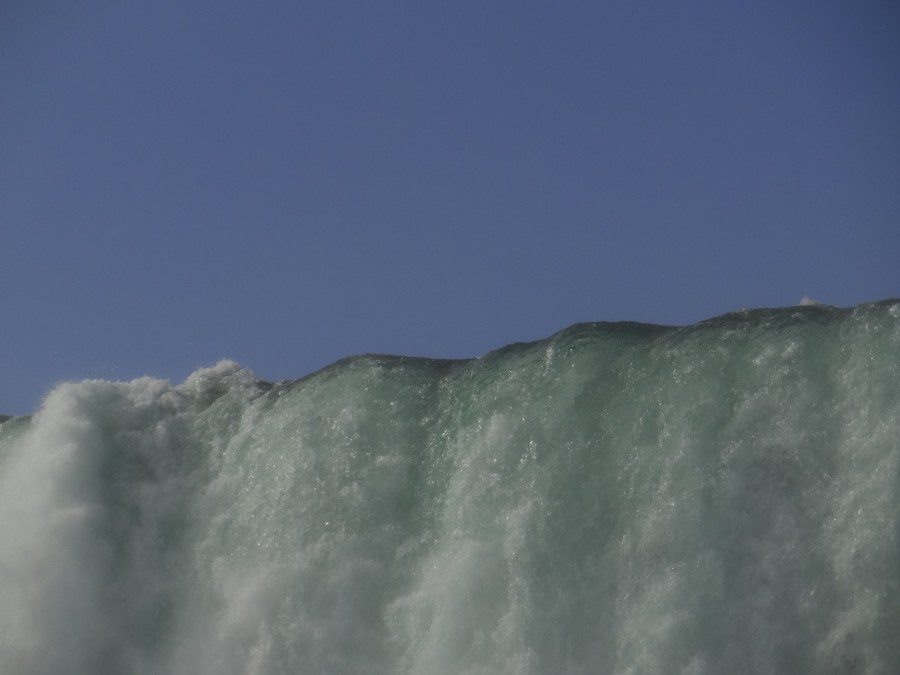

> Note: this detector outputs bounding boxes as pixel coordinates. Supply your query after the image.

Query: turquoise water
[1,301,898,675]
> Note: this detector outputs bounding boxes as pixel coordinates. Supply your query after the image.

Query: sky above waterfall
[2,0,899,415]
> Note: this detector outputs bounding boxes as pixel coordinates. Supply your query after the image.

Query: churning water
[1,301,898,674]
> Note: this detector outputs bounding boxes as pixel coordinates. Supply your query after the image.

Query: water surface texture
[1,301,898,675]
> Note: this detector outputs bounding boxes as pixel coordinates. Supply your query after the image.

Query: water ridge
[0,300,898,675]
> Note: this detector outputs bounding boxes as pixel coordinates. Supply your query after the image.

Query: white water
[1,301,898,674]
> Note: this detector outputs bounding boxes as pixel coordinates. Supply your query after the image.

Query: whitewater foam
[1,301,898,674]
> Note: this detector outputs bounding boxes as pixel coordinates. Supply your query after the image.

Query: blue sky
[2,0,898,415]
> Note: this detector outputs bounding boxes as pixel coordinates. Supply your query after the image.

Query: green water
[1,301,898,674]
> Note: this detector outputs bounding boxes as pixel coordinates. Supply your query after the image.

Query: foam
[1,300,898,674]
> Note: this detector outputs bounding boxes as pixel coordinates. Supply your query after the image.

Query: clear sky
[2,0,898,415]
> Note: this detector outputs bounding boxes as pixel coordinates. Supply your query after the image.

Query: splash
[1,301,898,675]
